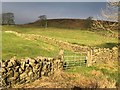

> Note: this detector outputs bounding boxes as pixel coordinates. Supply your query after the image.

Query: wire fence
[63,51,87,69]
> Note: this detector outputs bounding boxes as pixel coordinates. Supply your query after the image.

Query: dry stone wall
[87,47,118,66]
[4,31,118,68]
[2,55,63,87]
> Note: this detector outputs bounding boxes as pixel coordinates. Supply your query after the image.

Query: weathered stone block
[7,62,13,68]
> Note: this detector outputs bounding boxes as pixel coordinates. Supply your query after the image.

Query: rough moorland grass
[2,25,118,48]
[2,32,60,60]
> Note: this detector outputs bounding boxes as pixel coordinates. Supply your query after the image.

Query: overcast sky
[2,2,107,24]
[2,0,108,2]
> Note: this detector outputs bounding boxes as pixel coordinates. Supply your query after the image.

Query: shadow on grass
[96,43,119,49]
[71,42,119,49]
[71,42,86,46]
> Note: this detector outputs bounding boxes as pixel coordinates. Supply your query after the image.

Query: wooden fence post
[87,49,93,67]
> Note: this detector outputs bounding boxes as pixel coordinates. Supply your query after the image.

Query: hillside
[2,26,118,60]
[25,18,117,30]
[23,19,118,39]
[26,19,89,29]
[2,26,119,88]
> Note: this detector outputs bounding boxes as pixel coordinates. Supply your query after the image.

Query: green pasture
[1,25,119,84]
[2,26,118,48]
[2,32,59,60]
[2,25,118,59]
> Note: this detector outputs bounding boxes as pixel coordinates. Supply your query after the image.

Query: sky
[1,0,109,2]
[2,2,107,24]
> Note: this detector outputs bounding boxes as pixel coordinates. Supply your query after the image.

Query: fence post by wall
[87,49,93,67]
[58,49,64,61]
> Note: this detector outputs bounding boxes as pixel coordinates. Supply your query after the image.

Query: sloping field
[1,25,119,88]
[2,32,60,60]
[2,26,118,48]
[2,25,118,59]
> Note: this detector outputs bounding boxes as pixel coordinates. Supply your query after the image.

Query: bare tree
[38,15,47,28]
[92,0,119,37]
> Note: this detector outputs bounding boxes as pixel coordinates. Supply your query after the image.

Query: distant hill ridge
[26,18,116,29]
[26,19,91,29]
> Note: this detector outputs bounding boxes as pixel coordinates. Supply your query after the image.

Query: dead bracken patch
[90,70,103,77]
[13,70,116,88]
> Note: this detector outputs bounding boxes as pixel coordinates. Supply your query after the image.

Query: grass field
[2,32,60,60]
[2,25,119,88]
[2,25,118,59]
[2,25,118,47]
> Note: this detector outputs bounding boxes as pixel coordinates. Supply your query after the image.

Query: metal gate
[63,51,87,69]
